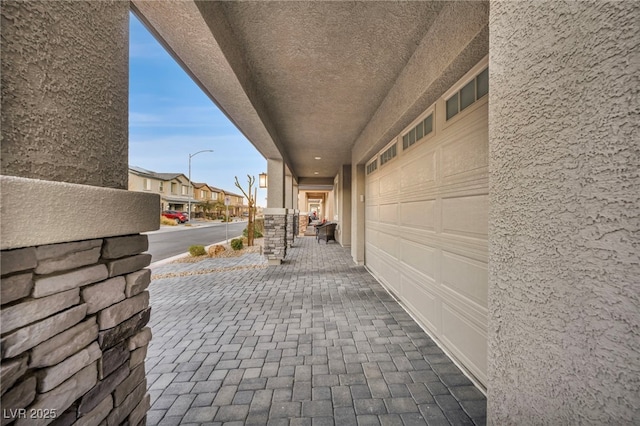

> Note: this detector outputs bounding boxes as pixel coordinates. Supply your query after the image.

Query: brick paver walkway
[146,237,486,425]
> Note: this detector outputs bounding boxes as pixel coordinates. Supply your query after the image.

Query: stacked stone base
[298,213,309,236]
[263,209,287,265]
[286,210,297,248]
[1,235,152,426]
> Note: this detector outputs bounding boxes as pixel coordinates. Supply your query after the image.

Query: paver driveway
[146,237,486,425]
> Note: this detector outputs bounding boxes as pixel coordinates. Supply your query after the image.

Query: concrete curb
[149,239,233,269]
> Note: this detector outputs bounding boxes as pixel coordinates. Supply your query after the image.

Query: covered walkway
[146,237,486,425]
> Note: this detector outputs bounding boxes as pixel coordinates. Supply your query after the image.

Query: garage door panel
[442,251,488,308]
[442,194,488,238]
[374,252,401,295]
[365,227,379,246]
[402,274,440,335]
[367,178,380,199]
[401,150,437,190]
[399,200,436,231]
[441,110,488,179]
[379,203,398,224]
[378,231,398,258]
[380,169,399,196]
[366,204,379,222]
[441,303,487,384]
[400,240,436,280]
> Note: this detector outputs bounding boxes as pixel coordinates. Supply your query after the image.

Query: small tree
[213,200,225,218]
[200,200,214,219]
[234,175,256,246]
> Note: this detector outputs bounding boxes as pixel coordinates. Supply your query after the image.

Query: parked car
[162,210,188,224]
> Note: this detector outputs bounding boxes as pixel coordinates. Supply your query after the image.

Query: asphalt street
[144,221,247,263]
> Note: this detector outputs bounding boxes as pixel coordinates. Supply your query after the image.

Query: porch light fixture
[259,172,267,188]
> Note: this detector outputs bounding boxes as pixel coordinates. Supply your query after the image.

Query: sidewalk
[146,236,486,425]
[148,219,248,235]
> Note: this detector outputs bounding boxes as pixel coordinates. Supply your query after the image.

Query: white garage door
[365,61,488,386]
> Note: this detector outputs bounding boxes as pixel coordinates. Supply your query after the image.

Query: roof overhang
[131,1,489,183]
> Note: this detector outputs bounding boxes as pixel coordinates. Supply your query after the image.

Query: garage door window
[366,158,378,175]
[402,113,433,150]
[380,143,397,166]
[446,67,488,121]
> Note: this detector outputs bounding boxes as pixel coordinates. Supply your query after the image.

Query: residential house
[128,166,191,212]
[222,190,246,217]
[192,182,220,218]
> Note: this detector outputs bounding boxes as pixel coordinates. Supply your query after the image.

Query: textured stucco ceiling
[132,1,475,184]
[203,1,444,181]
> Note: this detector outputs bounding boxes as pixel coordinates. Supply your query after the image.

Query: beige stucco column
[336,165,352,247]
[1,2,156,424]
[284,172,294,210]
[284,171,295,248]
[2,2,127,189]
[266,158,285,208]
[488,1,639,423]
[264,158,287,263]
[351,164,366,264]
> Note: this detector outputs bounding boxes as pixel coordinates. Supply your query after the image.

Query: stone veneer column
[263,208,287,265]
[1,235,153,426]
[286,209,298,248]
[298,212,309,236]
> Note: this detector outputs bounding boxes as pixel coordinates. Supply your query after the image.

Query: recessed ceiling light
[314,171,319,175]
[314,156,321,160]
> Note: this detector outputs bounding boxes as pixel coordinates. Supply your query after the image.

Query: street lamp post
[188,150,214,220]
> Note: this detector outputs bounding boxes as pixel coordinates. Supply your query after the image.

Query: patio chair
[316,222,337,244]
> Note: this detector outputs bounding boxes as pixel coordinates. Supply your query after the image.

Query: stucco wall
[488,1,639,423]
[1,1,129,189]
[351,1,489,166]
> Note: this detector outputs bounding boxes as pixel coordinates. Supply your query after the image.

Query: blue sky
[128,13,267,206]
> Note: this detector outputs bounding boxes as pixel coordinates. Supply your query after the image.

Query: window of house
[159,182,164,192]
[171,183,177,194]
[143,179,151,190]
[181,185,188,195]
[201,190,205,198]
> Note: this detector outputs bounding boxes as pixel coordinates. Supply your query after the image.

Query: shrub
[208,245,225,257]
[242,227,263,238]
[230,238,243,251]
[160,216,177,226]
[188,245,206,257]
